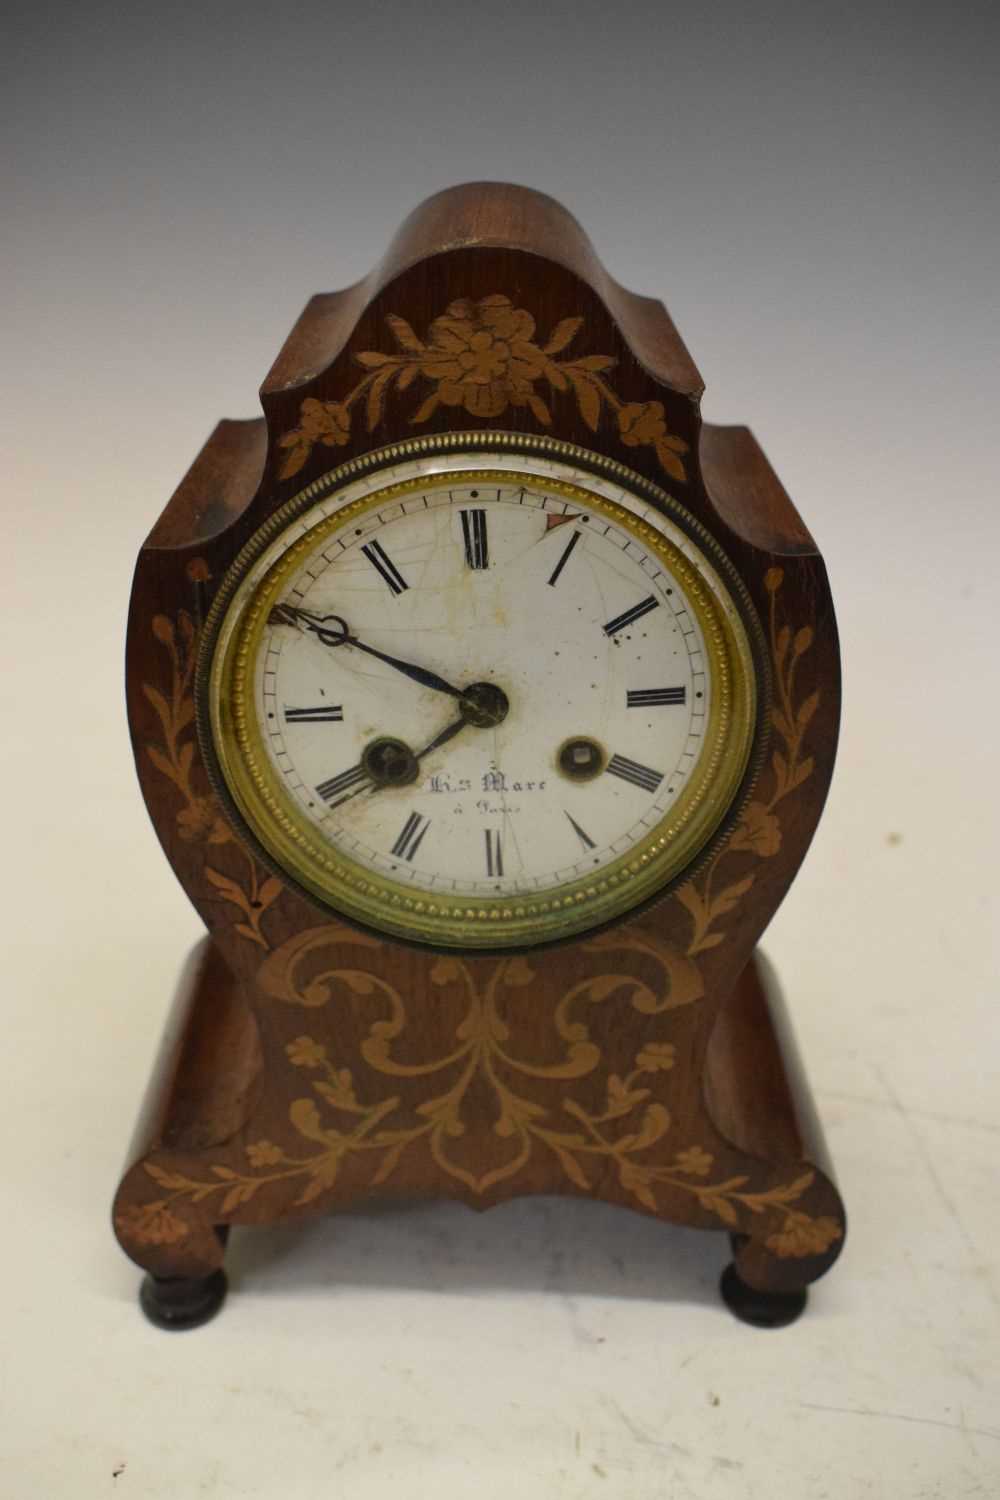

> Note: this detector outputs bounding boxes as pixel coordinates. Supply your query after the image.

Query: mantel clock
[114,183,846,1329]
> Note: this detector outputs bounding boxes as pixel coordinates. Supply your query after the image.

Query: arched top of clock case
[262,182,705,403]
[144,182,816,560]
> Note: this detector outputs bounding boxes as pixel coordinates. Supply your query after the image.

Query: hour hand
[324,720,469,811]
[415,716,467,760]
[270,604,463,700]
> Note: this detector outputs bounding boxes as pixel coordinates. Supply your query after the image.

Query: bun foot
[720,1263,807,1328]
[139,1269,228,1330]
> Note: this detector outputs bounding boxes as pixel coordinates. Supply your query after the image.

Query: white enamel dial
[208,444,757,948]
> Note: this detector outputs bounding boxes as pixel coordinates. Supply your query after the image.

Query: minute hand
[273,605,463,699]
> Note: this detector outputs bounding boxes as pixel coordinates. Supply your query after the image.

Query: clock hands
[323,716,471,812]
[414,714,468,760]
[313,685,506,814]
[270,603,464,700]
[271,601,509,810]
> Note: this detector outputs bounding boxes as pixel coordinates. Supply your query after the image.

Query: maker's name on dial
[426,770,549,795]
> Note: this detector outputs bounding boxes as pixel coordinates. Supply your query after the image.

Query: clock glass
[201,436,761,948]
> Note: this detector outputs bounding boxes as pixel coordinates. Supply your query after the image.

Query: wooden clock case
[113,182,846,1329]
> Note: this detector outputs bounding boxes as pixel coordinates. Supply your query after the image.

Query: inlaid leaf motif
[145,1164,191,1191]
[142,609,282,944]
[543,316,583,354]
[699,1193,739,1227]
[371,1141,407,1185]
[141,684,172,735]
[295,1160,339,1206]
[552,1146,591,1190]
[797,691,819,731]
[567,369,601,430]
[277,438,311,479]
[386,313,424,352]
[221,1183,258,1214]
[290,1098,329,1144]
[146,745,179,785]
[675,568,820,956]
[366,366,396,428]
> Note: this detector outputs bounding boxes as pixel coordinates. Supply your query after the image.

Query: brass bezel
[198,433,765,950]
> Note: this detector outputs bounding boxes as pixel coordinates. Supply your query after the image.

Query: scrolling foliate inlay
[123,569,841,1262]
[276,294,690,484]
[676,566,817,953]
[142,605,281,947]
[119,926,840,1259]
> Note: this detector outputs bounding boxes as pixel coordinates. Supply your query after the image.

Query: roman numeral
[565,811,596,852]
[460,509,489,569]
[606,754,664,794]
[284,704,344,723]
[603,595,660,636]
[361,539,408,595]
[547,528,582,586]
[315,763,368,806]
[390,811,430,862]
[626,687,686,708]
[485,829,504,877]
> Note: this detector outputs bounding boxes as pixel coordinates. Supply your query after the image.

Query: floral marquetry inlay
[276,294,690,483]
[122,567,841,1264]
[119,928,839,1259]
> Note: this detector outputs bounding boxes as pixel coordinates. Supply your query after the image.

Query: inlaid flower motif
[619,400,669,447]
[766,1213,842,1258]
[116,1202,190,1247]
[299,397,350,445]
[176,796,230,845]
[674,1146,714,1177]
[245,1140,285,1168]
[287,1035,327,1069]
[418,295,547,417]
[278,398,351,478]
[618,401,689,482]
[730,800,782,858]
[635,1041,677,1072]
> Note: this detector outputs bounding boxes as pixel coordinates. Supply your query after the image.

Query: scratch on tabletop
[603,1395,692,1459]
[799,1402,1000,1445]
[871,1064,986,1269]
[818,1090,1000,1140]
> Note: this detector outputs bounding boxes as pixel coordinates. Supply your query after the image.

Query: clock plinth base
[113,936,845,1328]
[140,1269,228,1331]
[719,1262,807,1328]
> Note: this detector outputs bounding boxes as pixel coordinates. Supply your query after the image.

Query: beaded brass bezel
[198,433,763,950]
